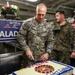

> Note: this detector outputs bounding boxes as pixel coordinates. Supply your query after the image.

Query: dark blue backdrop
[0,20,23,42]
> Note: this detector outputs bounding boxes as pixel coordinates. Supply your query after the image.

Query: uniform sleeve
[46,27,54,54]
[70,25,75,52]
[17,21,30,51]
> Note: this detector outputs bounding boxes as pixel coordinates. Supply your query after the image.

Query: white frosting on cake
[13,61,73,75]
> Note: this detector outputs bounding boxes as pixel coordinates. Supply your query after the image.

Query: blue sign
[0,19,23,42]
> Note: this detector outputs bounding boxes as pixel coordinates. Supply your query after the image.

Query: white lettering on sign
[0,31,18,37]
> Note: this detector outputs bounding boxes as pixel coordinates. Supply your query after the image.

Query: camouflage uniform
[17,17,54,67]
[50,21,75,65]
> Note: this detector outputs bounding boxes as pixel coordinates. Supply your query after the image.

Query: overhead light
[26,0,38,2]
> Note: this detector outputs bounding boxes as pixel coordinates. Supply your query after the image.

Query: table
[73,67,75,74]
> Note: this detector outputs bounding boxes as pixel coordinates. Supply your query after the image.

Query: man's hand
[26,50,34,60]
[40,53,49,61]
[70,51,75,59]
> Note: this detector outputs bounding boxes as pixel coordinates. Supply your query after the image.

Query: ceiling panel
[0,0,75,19]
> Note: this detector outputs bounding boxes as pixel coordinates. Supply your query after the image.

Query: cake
[12,60,73,75]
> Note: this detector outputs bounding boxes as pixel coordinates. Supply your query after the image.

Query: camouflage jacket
[52,21,75,52]
[17,17,54,60]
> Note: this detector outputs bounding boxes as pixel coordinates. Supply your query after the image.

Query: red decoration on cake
[35,65,54,74]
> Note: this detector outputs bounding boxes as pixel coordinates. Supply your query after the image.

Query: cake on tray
[12,60,73,75]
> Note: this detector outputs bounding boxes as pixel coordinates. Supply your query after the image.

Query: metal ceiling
[0,0,75,19]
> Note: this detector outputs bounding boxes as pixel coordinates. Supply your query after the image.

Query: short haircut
[55,9,65,15]
[36,3,47,11]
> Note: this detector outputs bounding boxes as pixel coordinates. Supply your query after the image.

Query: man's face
[55,12,62,22]
[36,8,46,22]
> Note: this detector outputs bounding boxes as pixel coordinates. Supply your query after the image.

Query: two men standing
[17,3,75,68]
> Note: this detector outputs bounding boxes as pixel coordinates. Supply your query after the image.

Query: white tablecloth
[73,67,75,75]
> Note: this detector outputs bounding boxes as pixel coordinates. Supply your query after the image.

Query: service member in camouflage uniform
[50,10,75,65]
[17,3,54,68]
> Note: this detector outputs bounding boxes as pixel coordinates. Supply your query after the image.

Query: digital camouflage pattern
[50,21,75,65]
[17,17,54,67]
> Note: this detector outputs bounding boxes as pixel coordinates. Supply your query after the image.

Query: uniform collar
[33,17,46,25]
[53,21,68,30]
